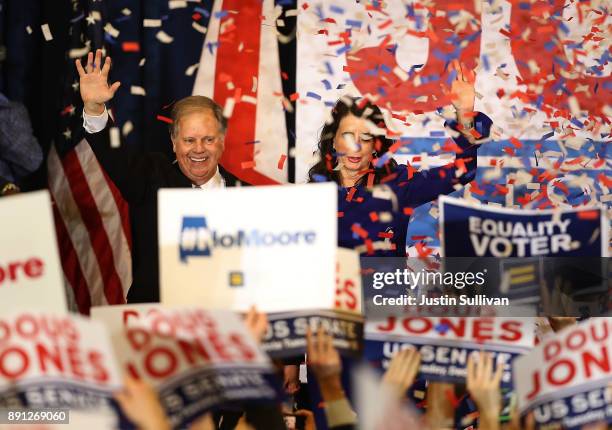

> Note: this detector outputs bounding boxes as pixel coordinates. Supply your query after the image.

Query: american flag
[48,0,131,313]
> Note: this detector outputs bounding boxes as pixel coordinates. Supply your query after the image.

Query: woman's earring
[372,150,378,157]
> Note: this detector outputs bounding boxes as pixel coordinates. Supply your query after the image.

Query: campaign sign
[0,312,122,421]
[158,183,337,313]
[364,317,534,387]
[260,248,364,358]
[0,191,67,314]
[439,196,608,257]
[513,318,612,430]
[92,306,278,428]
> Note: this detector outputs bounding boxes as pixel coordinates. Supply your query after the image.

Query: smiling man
[76,50,244,303]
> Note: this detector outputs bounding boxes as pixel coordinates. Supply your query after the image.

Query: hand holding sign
[114,377,171,430]
[382,348,421,398]
[467,351,504,430]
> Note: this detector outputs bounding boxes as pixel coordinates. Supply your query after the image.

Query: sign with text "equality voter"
[91,306,278,428]
[0,191,67,314]
[513,318,612,430]
[158,183,337,313]
[0,312,122,419]
[364,317,535,387]
[439,196,608,257]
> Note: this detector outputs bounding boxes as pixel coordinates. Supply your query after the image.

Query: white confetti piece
[104,23,120,38]
[185,63,199,76]
[568,96,581,117]
[285,8,298,17]
[143,19,162,28]
[26,26,32,34]
[192,21,207,34]
[139,58,146,67]
[226,81,235,90]
[130,85,146,96]
[41,24,53,41]
[156,31,174,43]
[122,121,133,137]
[392,66,409,81]
[251,76,258,93]
[241,95,257,104]
[276,19,285,27]
[110,127,121,148]
[69,46,90,59]
[223,97,235,118]
[169,0,187,9]
[526,183,540,190]
[121,8,132,16]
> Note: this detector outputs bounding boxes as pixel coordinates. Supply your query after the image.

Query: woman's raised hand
[75,49,121,115]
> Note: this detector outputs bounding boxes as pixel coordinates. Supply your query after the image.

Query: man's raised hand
[75,49,120,115]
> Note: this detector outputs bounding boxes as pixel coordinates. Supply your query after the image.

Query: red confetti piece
[403,207,414,216]
[346,187,356,202]
[122,42,140,52]
[277,154,287,170]
[470,182,486,196]
[369,212,379,222]
[577,210,599,220]
[598,174,612,188]
[289,92,299,101]
[351,224,369,239]
[415,242,433,258]
[156,115,173,124]
[509,136,523,148]
[337,211,344,218]
[378,232,393,239]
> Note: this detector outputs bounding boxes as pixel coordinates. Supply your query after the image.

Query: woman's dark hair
[307,96,398,185]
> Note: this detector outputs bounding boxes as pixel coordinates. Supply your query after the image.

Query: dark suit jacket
[85,123,246,303]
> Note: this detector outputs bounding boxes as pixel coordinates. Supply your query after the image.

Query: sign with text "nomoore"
[158,183,337,313]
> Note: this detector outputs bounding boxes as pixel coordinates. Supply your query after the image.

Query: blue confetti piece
[114,15,131,23]
[558,22,570,35]
[571,118,584,128]
[330,5,345,14]
[430,131,445,137]
[214,10,228,19]
[104,34,117,44]
[365,67,379,77]
[553,56,569,68]
[324,101,335,107]
[544,41,555,51]
[434,323,449,334]
[519,2,531,10]
[325,61,334,76]
[380,64,391,73]
[321,79,332,90]
[306,91,322,100]
[312,174,328,183]
[482,54,490,71]
[446,69,458,85]
[70,12,85,23]
[336,45,351,55]
[541,131,555,140]
[206,41,218,54]
[194,6,210,18]
[346,19,362,28]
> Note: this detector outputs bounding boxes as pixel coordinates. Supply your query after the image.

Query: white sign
[158,183,337,312]
[0,191,67,313]
[513,318,612,428]
[92,306,277,428]
[0,312,122,411]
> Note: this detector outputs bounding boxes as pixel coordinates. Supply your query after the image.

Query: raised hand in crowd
[306,327,357,429]
[466,351,504,430]
[243,306,268,344]
[114,376,171,430]
[448,60,476,126]
[381,347,421,398]
[75,49,121,115]
[425,382,456,430]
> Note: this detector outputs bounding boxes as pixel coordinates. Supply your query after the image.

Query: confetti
[41,24,53,41]
[122,121,133,137]
[143,19,162,28]
[223,97,235,118]
[104,23,119,38]
[122,42,140,52]
[277,154,287,170]
[130,86,146,96]
[185,63,199,76]
[241,161,255,169]
[26,26,32,35]
[109,127,121,148]
[156,115,173,124]
[192,22,207,34]
[156,31,174,44]
[168,0,187,9]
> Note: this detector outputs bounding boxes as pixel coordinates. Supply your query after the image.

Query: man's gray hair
[169,96,227,138]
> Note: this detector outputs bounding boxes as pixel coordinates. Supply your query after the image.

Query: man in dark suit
[75,49,245,303]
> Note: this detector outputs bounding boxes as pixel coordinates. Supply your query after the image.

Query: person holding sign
[308,62,492,256]
[75,50,246,303]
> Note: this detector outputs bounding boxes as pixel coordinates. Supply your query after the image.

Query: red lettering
[15,315,38,339]
[122,310,140,326]
[0,347,29,379]
[544,340,561,362]
[229,333,256,361]
[23,258,43,278]
[144,347,178,378]
[582,346,610,378]
[526,370,541,401]
[590,321,609,342]
[403,318,433,334]
[88,350,110,383]
[547,359,575,387]
[126,328,151,351]
[500,321,522,342]
[36,343,63,373]
[473,319,493,342]
[176,339,211,364]
[439,318,465,337]
[376,316,396,332]
[0,321,10,343]
[566,330,587,350]
[67,345,85,380]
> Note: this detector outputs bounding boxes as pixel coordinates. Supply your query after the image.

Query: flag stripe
[48,146,109,307]
[74,140,132,299]
[51,201,92,314]
[60,145,126,305]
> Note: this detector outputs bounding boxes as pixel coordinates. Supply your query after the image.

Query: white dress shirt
[83,107,225,189]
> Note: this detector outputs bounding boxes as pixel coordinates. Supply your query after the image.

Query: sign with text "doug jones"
[158,183,337,313]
